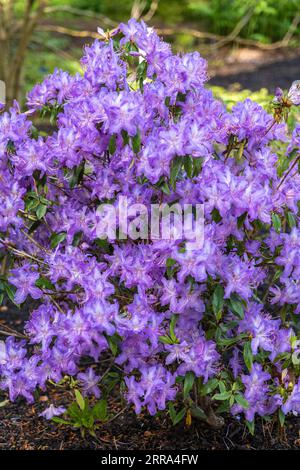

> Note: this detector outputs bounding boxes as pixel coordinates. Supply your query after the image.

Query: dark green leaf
[75,389,85,411]
[160,181,171,195]
[184,156,193,178]
[173,408,186,425]
[212,285,224,321]
[168,403,176,423]
[132,131,141,154]
[229,295,244,319]
[106,334,120,356]
[50,232,66,249]
[183,372,195,399]
[200,378,219,396]
[190,406,206,420]
[108,134,117,155]
[169,314,178,343]
[287,212,296,229]
[35,277,55,290]
[4,283,16,304]
[92,399,107,421]
[246,419,255,435]
[159,335,174,345]
[170,156,182,189]
[272,213,281,233]
[235,394,249,409]
[213,391,232,401]
[52,417,70,425]
[243,341,253,372]
[278,408,285,427]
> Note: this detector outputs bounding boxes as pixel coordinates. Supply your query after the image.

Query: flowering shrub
[1,19,300,435]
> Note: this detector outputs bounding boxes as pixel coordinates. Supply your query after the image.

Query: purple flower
[77,367,101,398]
[232,363,276,421]
[10,263,43,304]
[282,380,300,415]
[39,404,66,420]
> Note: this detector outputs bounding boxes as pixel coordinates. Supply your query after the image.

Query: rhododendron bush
[1,19,300,435]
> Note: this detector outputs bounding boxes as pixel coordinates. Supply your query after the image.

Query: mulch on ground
[0,387,299,450]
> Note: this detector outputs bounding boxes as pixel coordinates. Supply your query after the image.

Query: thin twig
[105,406,129,425]
[276,154,300,190]
[213,8,254,49]
[143,0,160,22]
[0,329,28,340]
[21,229,50,254]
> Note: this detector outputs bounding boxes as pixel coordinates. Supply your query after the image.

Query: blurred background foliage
[46,0,300,43]
[1,0,300,106]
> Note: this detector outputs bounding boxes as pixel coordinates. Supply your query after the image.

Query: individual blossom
[9,263,43,304]
[39,404,66,420]
[77,367,101,398]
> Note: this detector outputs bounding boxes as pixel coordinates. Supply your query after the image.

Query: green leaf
[108,134,117,155]
[102,372,120,394]
[160,181,171,195]
[26,198,40,211]
[132,131,141,154]
[190,406,206,420]
[216,401,230,413]
[82,414,94,430]
[170,156,182,189]
[246,419,255,435]
[183,372,195,399]
[159,335,173,345]
[287,212,296,229]
[106,334,120,356]
[235,394,249,409]
[121,130,129,145]
[169,314,178,343]
[213,391,232,401]
[212,285,224,321]
[4,283,17,305]
[278,408,285,427]
[184,156,193,178]
[168,403,176,423]
[192,158,202,177]
[173,408,186,425]
[229,295,244,319]
[136,60,147,90]
[67,402,81,420]
[35,277,55,290]
[272,213,281,233]
[72,231,83,247]
[75,389,85,411]
[243,341,253,372]
[200,378,219,396]
[92,399,107,422]
[166,258,176,268]
[69,162,85,189]
[50,232,66,249]
[52,417,70,425]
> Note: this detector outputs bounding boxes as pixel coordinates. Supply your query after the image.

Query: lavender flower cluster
[0,19,300,428]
